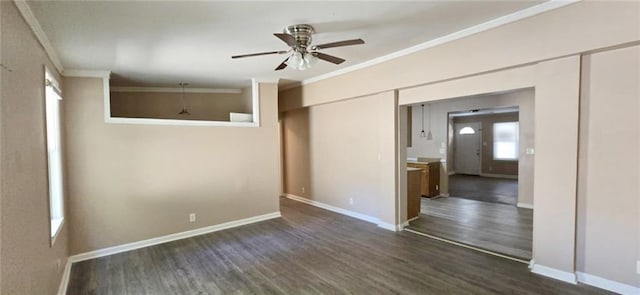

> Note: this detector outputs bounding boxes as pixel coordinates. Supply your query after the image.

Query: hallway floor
[408,197,533,260]
[449,174,518,205]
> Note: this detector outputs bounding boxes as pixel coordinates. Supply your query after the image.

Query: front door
[454,122,481,175]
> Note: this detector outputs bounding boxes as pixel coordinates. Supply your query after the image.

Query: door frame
[452,121,483,176]
[395,57,581,281]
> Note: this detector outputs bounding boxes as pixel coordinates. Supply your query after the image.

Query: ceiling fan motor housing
[285,24,314,50]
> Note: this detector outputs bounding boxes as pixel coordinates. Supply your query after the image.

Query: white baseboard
[57,259,72,295]
[530,263,577,284]
[479,173,518,179]
[285,194,401,232]
[69,211,281,263]
[576,272,640,295]
[517,202,534,209]
[377,222,402,231]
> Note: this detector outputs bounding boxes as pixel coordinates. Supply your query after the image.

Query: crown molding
[289,0,579,89]
[110,86,242,94]
[63,69,111,79]
[252,78,280,84]
[13,0,65,73]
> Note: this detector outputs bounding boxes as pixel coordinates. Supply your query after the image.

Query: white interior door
[454,122,482,175]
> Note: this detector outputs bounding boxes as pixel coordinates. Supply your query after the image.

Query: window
[493,122,519,160]
[45,69,64,241]
[459,126,475,134]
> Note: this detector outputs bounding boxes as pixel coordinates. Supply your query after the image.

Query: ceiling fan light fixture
[285,51,317,71]
[286,51,303,68]
[304,53,318,66]
[233,24,363,71]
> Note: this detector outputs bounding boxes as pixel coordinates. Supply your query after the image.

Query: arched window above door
[459,126,475,134]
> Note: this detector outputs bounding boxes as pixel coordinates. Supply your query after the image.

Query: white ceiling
[28,1,543,89]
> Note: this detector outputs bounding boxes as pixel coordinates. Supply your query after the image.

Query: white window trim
[50,218,64,245]
[45,67,65,245]
[493,121,519,161]
[62,70,269,128]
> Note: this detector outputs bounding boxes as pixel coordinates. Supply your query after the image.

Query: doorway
[453,122,481,175]
[404,89,534,262]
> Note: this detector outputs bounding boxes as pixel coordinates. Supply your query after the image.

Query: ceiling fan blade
[274,33,297,47]
[314,39,364,50]
[231,50,287,59]
[313,52,345,65]
[275,57,289,71]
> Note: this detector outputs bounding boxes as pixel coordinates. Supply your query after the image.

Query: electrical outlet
[349,198,354,205]
[189,213,196,223]
[302,187,305,194]
[526,148,535,155]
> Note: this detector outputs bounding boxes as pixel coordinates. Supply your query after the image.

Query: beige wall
[240,86,253,114]
[64,78,280,254]
[282,91,397,225]
[110,91,251,121]
[576,45,639,287]
[279,0,638,287]
[532,55,581,274]
[282,107,310,198]
[1,2,69,294]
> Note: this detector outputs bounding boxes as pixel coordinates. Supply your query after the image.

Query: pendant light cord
[181,83,186,109]
[421,104,425,131]
[178,82,190,115]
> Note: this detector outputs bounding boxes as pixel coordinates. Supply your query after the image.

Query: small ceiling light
[178,82,190,115]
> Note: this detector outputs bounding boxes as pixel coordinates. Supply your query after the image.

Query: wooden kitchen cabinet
[407,161,440,197]
[407,168,422,219]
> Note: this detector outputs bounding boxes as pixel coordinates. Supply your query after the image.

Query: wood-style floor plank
[409,197,533,260]
[67,197,607,294]
[449,174,518,205]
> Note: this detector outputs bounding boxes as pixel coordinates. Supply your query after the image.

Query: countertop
[407,157,442,164]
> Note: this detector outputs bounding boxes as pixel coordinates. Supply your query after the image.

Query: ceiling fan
[231,24,364,71]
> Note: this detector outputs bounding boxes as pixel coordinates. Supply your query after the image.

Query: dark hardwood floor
[67,197,607,294]
[408,197,533,260]
[449,174,518,205]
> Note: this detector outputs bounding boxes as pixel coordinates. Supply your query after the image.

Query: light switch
[526,148,535,155]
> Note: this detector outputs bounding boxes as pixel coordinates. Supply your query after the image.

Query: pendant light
[427,104,433,140]
[178,82,190,115]
[420,104,426,137]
